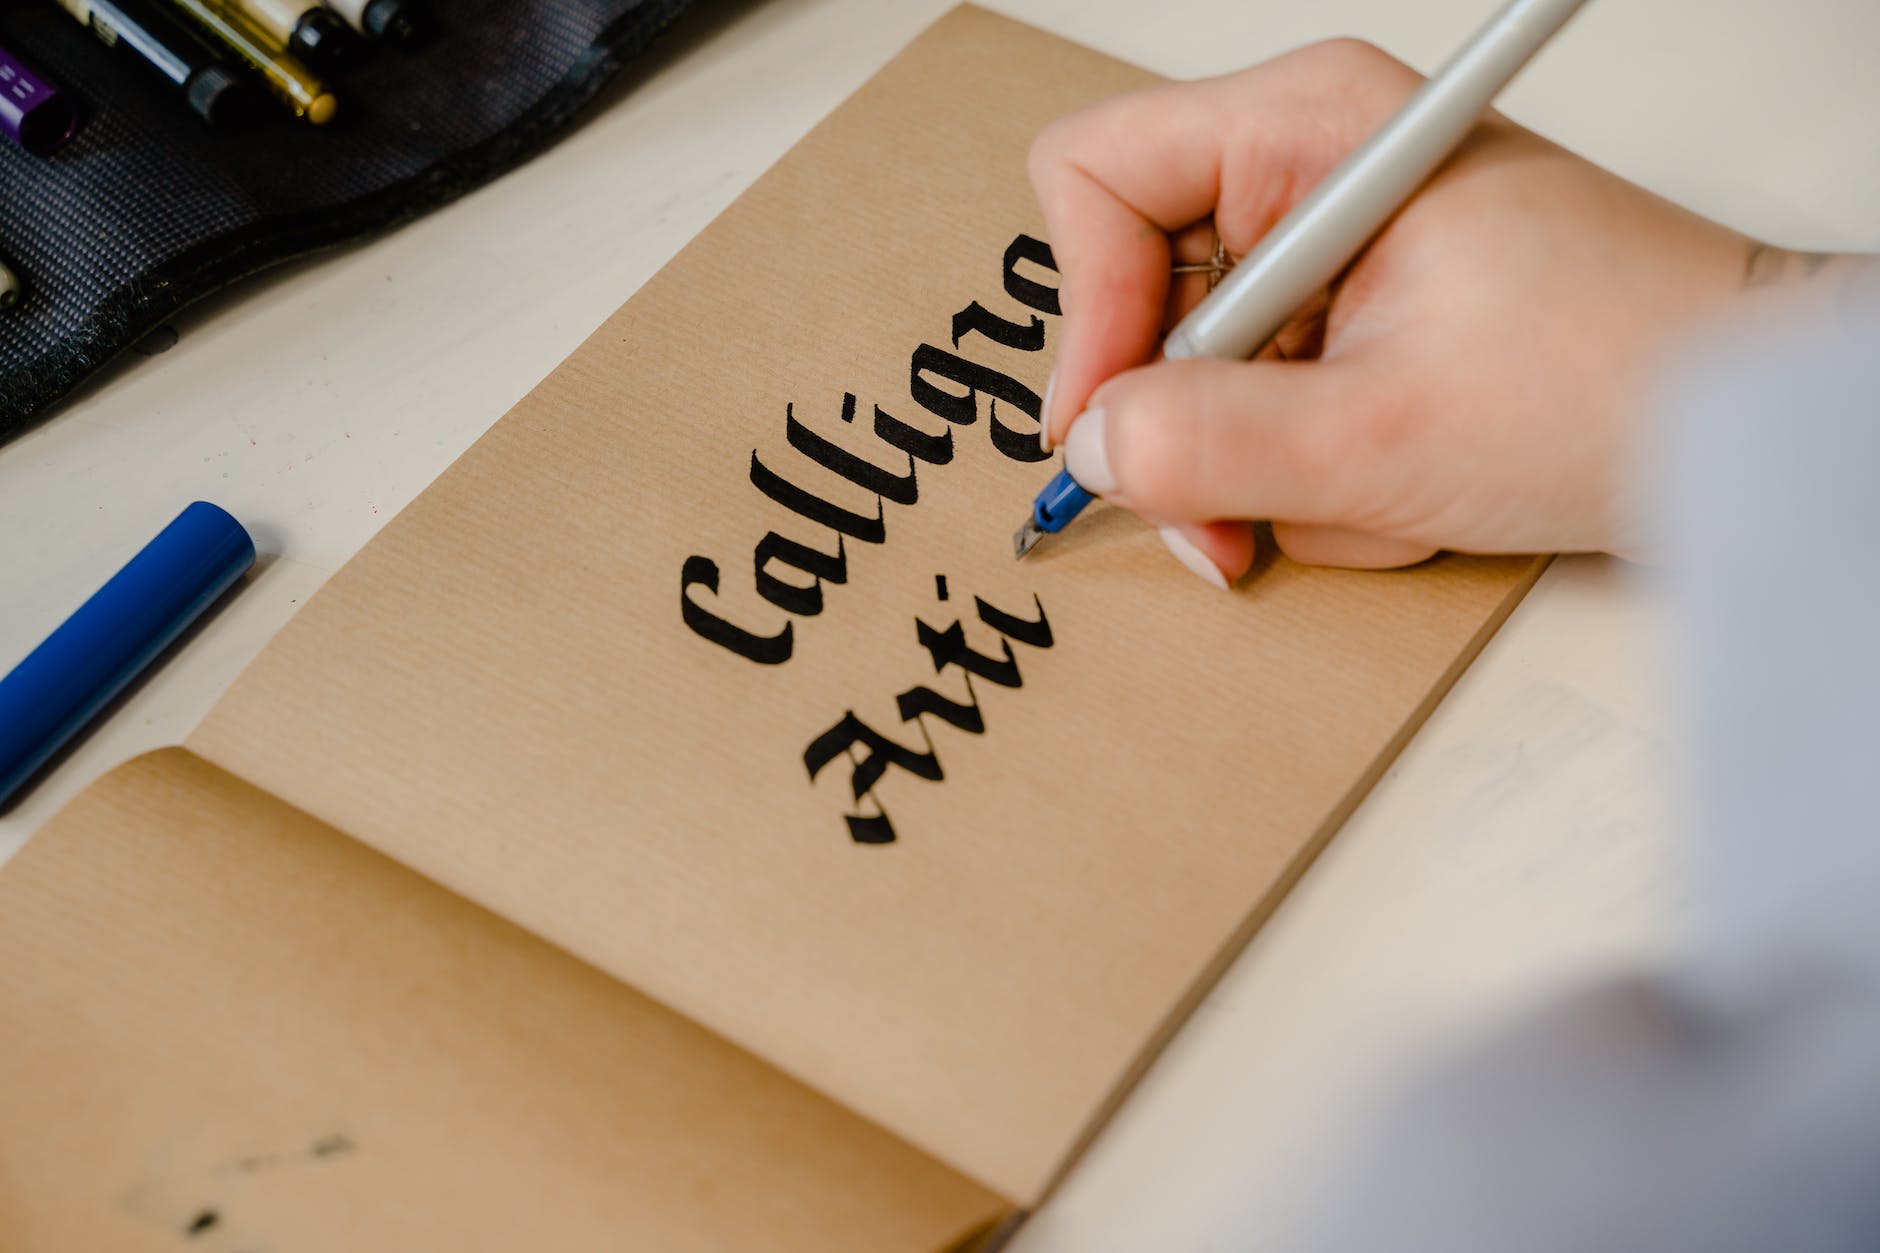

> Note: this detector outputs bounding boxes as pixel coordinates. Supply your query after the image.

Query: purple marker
[0,42,77,155]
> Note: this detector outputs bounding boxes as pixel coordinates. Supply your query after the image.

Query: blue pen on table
[1013,0,1592,560]
[0,502,254,809]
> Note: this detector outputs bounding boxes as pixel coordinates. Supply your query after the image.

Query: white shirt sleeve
[1284,291,1880,1253]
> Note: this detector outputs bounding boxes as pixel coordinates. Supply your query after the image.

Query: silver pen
[1014,0,1594,559]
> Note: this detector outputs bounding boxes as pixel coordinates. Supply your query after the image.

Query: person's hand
[1029,38,1756,584]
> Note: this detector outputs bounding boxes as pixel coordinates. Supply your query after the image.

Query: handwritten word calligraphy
[680,234,1060,666]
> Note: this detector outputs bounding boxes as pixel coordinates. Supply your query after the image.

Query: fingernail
[1038,369,1058,452]
[1062,406,1117,495]
[1158,525,1230,590]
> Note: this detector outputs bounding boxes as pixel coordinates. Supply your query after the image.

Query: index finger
[1028,82,1227,448]
[1028,40,1424,448]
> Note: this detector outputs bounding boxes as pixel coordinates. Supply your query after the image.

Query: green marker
[0,256,21,311]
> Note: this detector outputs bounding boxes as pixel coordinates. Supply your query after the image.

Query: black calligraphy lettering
[805,712,943,795]
[680,555,793,665]
[975,593,1053,649]
[843,810,897,845]
[908,344,985,427]
[753,532,846,616]
[909,344,1050,464]
[749,451,887,544]
[804,712,945,844]
[799,587,1055,843]
[872,403,954,466]
[896,682,986,735]
[1003,234,1061,315]
[909,344,1034,426]
[683,236,1068,665]
[917,618,1022,688]
[787,395,919,505]
[951,300,1045,353]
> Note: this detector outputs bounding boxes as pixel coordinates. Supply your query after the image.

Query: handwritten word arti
[681,234,1060,666]
[804,584,1053,844]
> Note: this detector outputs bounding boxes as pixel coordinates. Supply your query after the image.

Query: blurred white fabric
[1284,291,1880,1252]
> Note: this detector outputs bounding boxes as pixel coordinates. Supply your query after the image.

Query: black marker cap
[184,64,253,128]
[290,8,361,73]
[361,0,430,50]
[0,44,78,155]
[16,95,78,156]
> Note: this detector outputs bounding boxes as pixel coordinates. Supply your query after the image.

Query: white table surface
[2,0,1875,1246]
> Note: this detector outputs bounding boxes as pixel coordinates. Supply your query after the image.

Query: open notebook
[0,8,1545,1249]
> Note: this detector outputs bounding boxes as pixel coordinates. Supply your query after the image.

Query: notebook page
[193,5,1544,1200]
[0,751,1002,1250]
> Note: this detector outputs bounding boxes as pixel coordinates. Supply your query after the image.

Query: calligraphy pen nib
[1013,516,1047,560]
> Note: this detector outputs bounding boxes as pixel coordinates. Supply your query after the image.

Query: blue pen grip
[0,501,254,807]
[1032,467,1095,533]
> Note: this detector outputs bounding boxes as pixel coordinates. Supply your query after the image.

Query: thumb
[1060,356,1402,530]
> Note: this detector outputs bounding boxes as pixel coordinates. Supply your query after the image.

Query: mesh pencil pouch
[0,0,694,440]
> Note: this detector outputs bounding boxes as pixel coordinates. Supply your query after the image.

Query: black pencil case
[0,0,695,442]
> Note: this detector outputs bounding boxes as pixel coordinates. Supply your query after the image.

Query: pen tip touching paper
[1013,516,1046,560]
